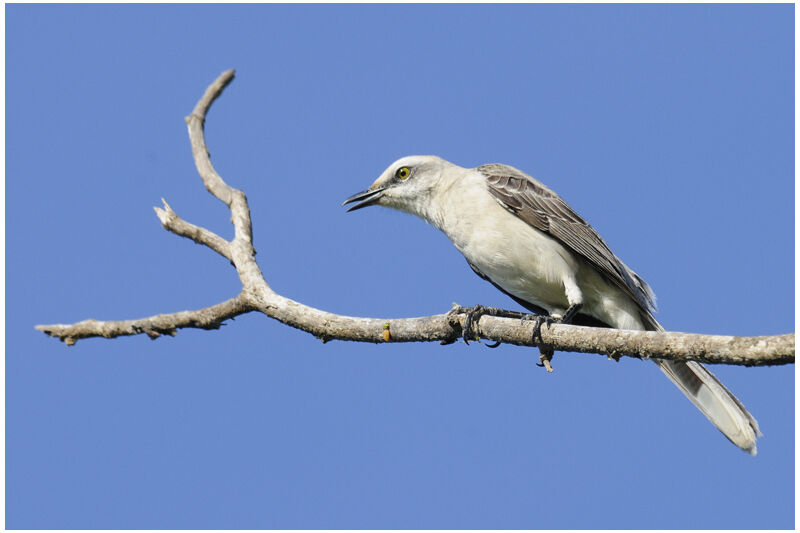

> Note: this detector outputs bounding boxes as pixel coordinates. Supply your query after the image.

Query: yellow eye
[396,166,411,180]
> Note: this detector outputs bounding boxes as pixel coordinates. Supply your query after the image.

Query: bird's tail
[643,314,761,455]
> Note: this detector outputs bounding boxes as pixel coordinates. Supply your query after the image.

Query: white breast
[427,170,579,315]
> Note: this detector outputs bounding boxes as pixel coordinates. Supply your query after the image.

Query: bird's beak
[342,187,386,212]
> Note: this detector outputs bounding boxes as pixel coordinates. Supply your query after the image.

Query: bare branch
[154,198,232,261]
[185,69,238,208]
[184,70,262,294]
[237,292,795,367]
[36,294,254,345]
[34,69,795,369]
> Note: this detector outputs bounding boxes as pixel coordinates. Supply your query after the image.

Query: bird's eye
[396,166,411,180]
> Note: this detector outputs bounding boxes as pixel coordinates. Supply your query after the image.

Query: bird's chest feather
[432,187,578,310]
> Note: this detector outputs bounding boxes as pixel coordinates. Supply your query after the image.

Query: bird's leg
[561,302,582,324]
[529,302,583,339]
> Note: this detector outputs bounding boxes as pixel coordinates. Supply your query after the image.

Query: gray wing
[478,163,656,314]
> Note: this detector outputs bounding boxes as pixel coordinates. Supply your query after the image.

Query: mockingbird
[343,155,760,454]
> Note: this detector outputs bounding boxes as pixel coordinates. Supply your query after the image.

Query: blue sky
[6,3,794,529]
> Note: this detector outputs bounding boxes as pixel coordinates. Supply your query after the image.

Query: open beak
[342,187,386,212]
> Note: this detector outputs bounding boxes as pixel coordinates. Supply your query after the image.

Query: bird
[343,155,761,454]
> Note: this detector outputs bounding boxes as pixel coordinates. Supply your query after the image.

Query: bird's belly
[452,218,579,314]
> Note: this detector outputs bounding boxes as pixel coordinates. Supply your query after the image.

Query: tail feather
[656,359,761,454]
[643,313,761,454]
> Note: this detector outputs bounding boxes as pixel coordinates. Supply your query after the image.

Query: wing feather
[478,163,656,314]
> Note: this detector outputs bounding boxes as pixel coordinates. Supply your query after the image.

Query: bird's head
[342,155,451,217]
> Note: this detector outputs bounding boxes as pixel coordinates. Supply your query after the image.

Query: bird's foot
[520,314,554,342]
[520,314,557,372]
[524,304,582,372]
[461,304,500,344]
[447,303,526,346]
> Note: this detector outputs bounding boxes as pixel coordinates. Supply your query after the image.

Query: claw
[447,304,554,348]
[527,315,554,344]
[523,314,556,372]
[462,304,487,344]
[453,304,525,345]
